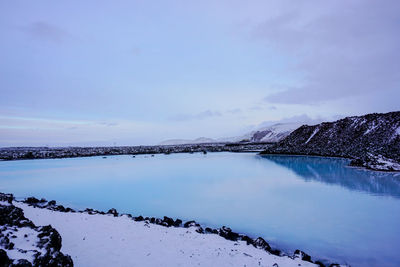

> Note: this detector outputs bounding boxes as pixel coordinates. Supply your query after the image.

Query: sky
[0,0,399,146]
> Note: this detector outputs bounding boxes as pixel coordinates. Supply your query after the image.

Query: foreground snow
[15,202,318,267]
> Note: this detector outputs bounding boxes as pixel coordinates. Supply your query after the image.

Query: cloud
[170,110,222,121]
[227,108,242,114]
[255,1,400,105]
[22,21,70,43]
[98,122,118,127]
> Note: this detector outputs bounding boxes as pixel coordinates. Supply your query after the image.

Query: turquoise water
[1,152,400,266]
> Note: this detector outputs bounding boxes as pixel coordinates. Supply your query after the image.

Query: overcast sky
[1,0,399,146]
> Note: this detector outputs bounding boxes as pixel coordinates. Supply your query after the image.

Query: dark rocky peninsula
[261,111,400,171]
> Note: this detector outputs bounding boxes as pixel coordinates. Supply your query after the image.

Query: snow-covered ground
[15,202,319,267]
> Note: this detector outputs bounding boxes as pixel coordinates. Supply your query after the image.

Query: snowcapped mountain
[160,123,304,145]
[249,123,304,142]
[218,123,304,143]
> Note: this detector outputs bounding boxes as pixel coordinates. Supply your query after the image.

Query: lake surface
[1,152,400,266]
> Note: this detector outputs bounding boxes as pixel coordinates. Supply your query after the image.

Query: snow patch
[1,226,45,264]
[15,202,319,267]
[305,128,319,144]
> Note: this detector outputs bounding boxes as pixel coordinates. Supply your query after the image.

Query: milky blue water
[1,152,400,266]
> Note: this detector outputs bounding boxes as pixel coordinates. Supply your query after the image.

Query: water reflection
[260,155,400,198]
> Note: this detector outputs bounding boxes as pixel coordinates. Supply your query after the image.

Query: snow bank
[15,202,319,267]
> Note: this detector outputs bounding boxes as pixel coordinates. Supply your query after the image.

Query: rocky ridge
[261,111,400,171]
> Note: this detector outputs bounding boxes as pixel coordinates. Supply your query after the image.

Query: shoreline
[0,193,344,267]
[0,143,272,161]
[1,144,399,172]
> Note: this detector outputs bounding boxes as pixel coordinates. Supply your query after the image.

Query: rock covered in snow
[350,153,400,171]
[261,111,400,171]
[0,193,73,267]
[250,123,304,143]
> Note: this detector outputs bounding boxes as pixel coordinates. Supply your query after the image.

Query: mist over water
[1,153,400,266]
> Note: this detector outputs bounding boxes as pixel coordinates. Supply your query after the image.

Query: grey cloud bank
[0,0,399,146]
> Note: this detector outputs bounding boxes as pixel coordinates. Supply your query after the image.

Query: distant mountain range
[159,137,216,145]
[261,111,400,171]
[159,123,303,145]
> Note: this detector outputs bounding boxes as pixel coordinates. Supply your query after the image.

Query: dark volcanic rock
[0,193,13,204]
[240,235,255,246]
[162,216,174,227]
[107,208,118,217]
[183,220,200,228]
[294,249,312,262]
[261,111,400,171]
[218,226,240,241]
[173,219,182,227]
[0,249,11,265]
[253,237,271,251]
[134,216,144,222]
[0,193,73,267]
[24,197,40,205]
[205,227,218,234]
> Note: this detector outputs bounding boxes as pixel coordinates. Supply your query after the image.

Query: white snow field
[15,202,318,267]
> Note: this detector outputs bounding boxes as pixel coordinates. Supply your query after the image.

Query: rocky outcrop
[0,193,73,267]
[261,111,400,171]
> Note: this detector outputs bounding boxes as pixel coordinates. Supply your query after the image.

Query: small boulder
[254,237,271,251]
[183,220,200,228]
[162,216,174,227]
[294,249,312,263]
[173,219,182,227]
[241,235,255,246]
[219,226,240,241]
[134,216,144,222]
[107,208,118,217]
[25,197,40,205]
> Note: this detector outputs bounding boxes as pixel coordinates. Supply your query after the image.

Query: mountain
[159,137,216,145]
[249,123,304,142]
[160,123,303,145]
[218,123,303,143]
[261,111,400,171]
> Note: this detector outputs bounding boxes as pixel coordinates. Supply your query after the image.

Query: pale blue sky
[1,0,399,146]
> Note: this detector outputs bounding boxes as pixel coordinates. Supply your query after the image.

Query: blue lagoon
[1,152,400,266]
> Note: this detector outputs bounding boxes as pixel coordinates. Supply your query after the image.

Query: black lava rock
[173,219,182,227]
[240,235,255,246]
[0,249,11,266]
[253,237,271,251]
[183,220,200,228]
[107,208,118,217]
[162,216,174,227]
[294,249,312,262]
[134,216,144,222]
[24,197,40,205]
[0,193,13,204]
[219,226,240,241]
